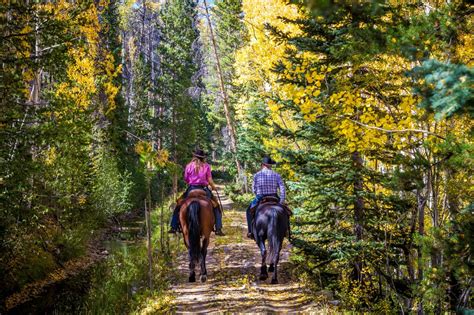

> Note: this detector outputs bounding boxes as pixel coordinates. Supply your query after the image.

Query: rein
[214,189,224,213]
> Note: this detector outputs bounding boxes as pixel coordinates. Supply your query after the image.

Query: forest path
[165,184,330,314]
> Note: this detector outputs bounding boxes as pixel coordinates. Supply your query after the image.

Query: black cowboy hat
[192,148,207,159]
[262,155,276,165]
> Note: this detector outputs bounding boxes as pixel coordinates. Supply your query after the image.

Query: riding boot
[246,206,254,239]
[214,207,225,236]
[169,205,180,234]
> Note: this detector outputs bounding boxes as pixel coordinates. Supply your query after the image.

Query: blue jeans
[170,207,180,230]
[214,207,222,230]
[246,194,279,233]
[170,186,222,230]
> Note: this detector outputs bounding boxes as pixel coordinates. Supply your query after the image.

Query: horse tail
[268,207,285,263]
[187,201,201,264]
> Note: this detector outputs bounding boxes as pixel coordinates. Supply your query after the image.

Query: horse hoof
[268,265,274,272]
[189,275,196,282]
[259,274,268,281]
[200,275,207,282]
[271,278,278,284]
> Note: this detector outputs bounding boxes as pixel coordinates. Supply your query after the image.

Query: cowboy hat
[192,149,207,159]
[262,155,276,165]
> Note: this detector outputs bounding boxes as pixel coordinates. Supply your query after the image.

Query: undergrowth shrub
[92,150,134,218]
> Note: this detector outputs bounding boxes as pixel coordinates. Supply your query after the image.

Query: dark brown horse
[253,203,289,284]
[179,189,215,282]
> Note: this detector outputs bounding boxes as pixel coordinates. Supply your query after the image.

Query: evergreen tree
[233,0,473,311]
[0,1,133,300]
[200,0,248,174]
[156,0,208,189]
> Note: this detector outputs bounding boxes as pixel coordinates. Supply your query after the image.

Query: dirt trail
[167,185,329,314]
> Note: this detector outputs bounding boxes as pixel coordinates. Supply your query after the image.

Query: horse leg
[189,255,196,282]
[200,237,209,282]
[258,239,268,280]
[271,243,282,284]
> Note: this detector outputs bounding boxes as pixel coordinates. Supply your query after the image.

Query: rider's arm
[277,174,286,203]
[207,164,217,190]
[208,177,217,191]
[252,173,257,194]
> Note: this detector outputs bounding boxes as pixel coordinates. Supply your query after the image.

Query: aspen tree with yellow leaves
[2,1,142,308]
[229,0,473,312]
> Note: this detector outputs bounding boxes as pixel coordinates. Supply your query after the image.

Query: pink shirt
[184,162,212,185]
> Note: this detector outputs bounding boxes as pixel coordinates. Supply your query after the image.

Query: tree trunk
[429,164,442,315]
[203,0,242,177]
[145,181,153,290]
[172,104,178,195]
[160,185,164,252]
[417,185,427,315]
[445,168,462,311]
[351,151,364,283]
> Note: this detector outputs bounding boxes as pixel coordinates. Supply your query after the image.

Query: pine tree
[0,1,134,300]
[234,0,473,311]
[157,0,208,191]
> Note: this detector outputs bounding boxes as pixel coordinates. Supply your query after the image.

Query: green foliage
[85,195,176,314]
[1,0,472,313]
[0,1,145,303]
[236,97,271,170]
[224,182,253,208]
[234,0,473,312]
[92,149,134,218]
[202,0,248,163]
[411,59,474,119]
[211,168,233,182]
[157,0,209,166]
[84,246,160,314]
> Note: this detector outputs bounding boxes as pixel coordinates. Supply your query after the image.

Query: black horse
[252,203,289,284]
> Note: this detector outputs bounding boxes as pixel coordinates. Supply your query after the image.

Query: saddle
[250,196,293,217]
[176,189,220,210]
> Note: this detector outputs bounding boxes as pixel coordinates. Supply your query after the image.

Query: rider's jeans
[214,208,222,230]
[171,207,180,230]
[246,194,279,233]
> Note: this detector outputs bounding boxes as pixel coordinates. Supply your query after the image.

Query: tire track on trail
[166,185,330,314]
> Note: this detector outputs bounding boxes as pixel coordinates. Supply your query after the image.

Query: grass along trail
[161,185,332,314]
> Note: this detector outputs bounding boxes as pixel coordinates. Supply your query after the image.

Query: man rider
[246,156,286,239]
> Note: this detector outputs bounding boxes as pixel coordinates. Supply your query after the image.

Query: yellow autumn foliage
[46,0,121,114]
[235,0,305,173]
[235,0,302,86]
[235,0,473,196]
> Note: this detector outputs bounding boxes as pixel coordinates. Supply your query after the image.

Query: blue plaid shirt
[252,167,286,202]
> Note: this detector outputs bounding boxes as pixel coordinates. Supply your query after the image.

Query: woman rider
[168,149,225,236]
